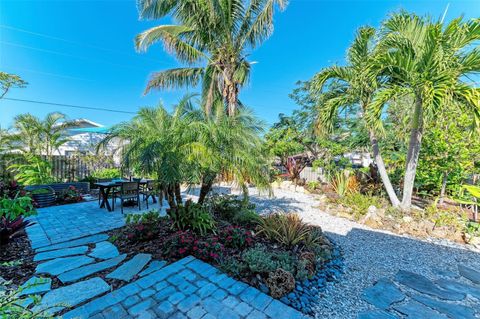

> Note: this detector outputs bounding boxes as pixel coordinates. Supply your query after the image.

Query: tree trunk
[198,174,215,204]
[174,183,182,205]
[369,130,401,207]
[167,185,177,208]
[242,183,249,205]
[439,172,448,205]
[401,95,424,210]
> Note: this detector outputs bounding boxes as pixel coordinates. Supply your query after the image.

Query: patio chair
[140,180,156,209]
[113,181,141,214]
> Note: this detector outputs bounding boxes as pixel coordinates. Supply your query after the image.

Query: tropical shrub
[9,155,54,185]
[91,168,121,179]
[242,245,295,274]
[0,181,21,199]
[60,186,83,203]
[306,181,320,191]
[206,194,255,222]
[257,213,320,248]
[167,200,216,235]
[338,193,384,218]
[125,211,164,242]
[329,171,359,197]
[219,226,253,249]
[0,196,36,245]
[163,230,224,262]
[231,209,261,227]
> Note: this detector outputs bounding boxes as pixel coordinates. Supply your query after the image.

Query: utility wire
[3,98,137,114]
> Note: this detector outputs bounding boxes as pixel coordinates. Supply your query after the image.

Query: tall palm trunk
[369,130,400,207]
[167,185,177,208]
[401,94,424,210]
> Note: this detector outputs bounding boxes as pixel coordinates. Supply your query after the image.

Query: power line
[3,98,137,114]
[0,24,171,65]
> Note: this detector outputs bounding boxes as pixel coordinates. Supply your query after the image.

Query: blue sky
[1,0,479,128]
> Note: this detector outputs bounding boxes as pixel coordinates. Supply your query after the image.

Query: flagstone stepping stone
[412,294,476,319]
[58,254,127,283]
[107,253,152,282]
[36,255,95,276]
[362,279,405,309]
[433,268,459,279]
[19,277,52,296]
[139,260,167,277]
[32,277,110,314]
[436,278,480,299]
[88,241,119,260]
[34,246,88,262]
[394,270,465,301]
[394,301,449,319]
[36,234,109,253]
[459,265,480,285]
[357,310,398,319]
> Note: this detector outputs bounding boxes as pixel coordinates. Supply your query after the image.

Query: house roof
[68,126,111,134]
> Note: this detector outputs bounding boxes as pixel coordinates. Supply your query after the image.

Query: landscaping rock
[36,255,95,276]
[458,265,480,285]
[361,279,405,309]
[357,310,398,319]
[394,270,465,301]
[412,294,476,319]
[58,254,127,283]
[393,301,449,319]
[32,277,110,314]
[33,246,88,262]
[88,241,120,260]
[435,278,480,299]
[107,253,152,281]
[19,277,52,296]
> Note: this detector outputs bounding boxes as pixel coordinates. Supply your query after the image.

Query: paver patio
[23,200,307,319]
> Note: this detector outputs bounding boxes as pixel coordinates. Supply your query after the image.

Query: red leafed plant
[0,216,35,245]
[163,230,225,262]
[219,226,254,249]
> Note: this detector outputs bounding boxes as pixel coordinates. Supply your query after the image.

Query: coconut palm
[135,0,287,116]
[311,27,401,207]
[368,13,480,209]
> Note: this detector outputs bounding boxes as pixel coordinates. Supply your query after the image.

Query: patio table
[94,179,156,212]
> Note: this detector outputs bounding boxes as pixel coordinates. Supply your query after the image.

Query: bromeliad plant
[0,196,36,245]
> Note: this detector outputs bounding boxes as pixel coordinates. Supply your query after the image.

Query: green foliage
[338,193,384,218]
[242,245,295,274]
[0,281,53,319]
[9,155,54,185]
[205,194,259,226]
[219,226,253,250]
[465,221,480,237]
[306,181,320,191]
[125,210,165,242]
[329,171,359,197]
[91,168,121,179]
[257,213,324,249]
[167,200,216,236]
[0,196,35,221]
[218,256,249,278]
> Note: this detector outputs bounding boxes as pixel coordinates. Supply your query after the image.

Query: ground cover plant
[110,193,335,305]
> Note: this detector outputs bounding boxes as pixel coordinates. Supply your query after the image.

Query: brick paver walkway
[24,201,307,319]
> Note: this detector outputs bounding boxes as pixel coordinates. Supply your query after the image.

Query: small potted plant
[62,186,84,204]
[30,187,56,207]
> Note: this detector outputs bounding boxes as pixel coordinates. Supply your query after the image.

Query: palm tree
[11,112,73,158]
[311,27,401,207]
[369,13,480,209]
[135,0,287,116]
[102,95,270,206]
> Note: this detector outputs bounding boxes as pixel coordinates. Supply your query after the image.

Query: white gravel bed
[229,187,480,319]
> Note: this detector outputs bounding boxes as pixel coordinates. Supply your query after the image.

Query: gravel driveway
[235,187,480,319]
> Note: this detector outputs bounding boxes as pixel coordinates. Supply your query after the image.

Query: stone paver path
[22,200,306,319]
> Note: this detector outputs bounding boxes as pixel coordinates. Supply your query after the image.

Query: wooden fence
[0,154,117,182]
